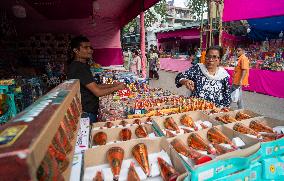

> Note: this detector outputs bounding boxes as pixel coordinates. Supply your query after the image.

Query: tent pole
[209,0,213,47]
[218,0,224,46]
[140,11,146,79]
[200,0,205,50]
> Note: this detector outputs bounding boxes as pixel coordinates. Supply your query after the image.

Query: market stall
[226,67,284,98]
[159,58,191,72]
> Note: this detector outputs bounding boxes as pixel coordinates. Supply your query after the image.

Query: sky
[173,0,187,8]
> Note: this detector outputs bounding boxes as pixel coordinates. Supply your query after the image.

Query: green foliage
[123,0,167,34]
[186,0,208,20]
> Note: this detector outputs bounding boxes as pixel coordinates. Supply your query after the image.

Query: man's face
[75,42,93,59]
[236,48,243,57]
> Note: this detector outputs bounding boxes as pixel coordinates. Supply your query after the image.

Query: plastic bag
[231,88,240,103]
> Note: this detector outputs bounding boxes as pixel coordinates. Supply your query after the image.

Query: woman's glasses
[206,55,220,60]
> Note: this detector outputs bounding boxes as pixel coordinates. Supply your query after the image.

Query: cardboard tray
[152,111,220,137]
[203,108,234,115]
[167,125,260,180]
[91,124,158,146]
[209,109,262,124]
[92,117,153,128]
[225,117,284,158]
[83,137,188,181]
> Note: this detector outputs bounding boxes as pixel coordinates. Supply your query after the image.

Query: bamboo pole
[218,0,224,46]
[199,0,205,50]
[209,0,213,47]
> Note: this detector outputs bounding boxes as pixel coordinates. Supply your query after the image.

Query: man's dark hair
[68,35,90,63]
[206,45,224,58]
[236,44,245,50]
[70,35,90,50]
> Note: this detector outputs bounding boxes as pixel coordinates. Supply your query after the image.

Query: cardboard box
[152,111,220,137]
[167,125,260,180]
[214,162,262,181]
[92,116,153,128]
[209,109,262,124]
[225,117,284,158]
[83,137,188,181]
[261,156,284,180]
[91,124,158,147]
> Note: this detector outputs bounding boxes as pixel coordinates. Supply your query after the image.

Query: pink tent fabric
[157,28,200,39]
[226,67,284,98]
[2,0,160,66]
[223,0,284,22]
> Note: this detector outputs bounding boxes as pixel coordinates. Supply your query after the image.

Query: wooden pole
[140,12,146,78]
[218,0,224,46]
[209,0,213,47]
[199,0,205,50]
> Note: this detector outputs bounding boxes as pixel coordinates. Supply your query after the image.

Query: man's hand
[116,83,126,90]
[180,79,195,91]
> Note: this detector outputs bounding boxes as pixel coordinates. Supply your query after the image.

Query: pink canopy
[157,28,200,39]
[2,0,160,66]
[223,0,284,22]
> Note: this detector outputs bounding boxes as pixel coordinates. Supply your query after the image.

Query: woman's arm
[175,65,196,88]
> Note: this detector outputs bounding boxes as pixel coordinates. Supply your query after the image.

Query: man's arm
[86,82,125,97]
[239,69,248,85]
[97,84,118,89]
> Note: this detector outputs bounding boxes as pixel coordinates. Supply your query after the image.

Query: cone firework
[164,117,180,133]
[119,128,132,141]
[49,137,69,172]
[207,127,237,149]
[180,115,198,131]
[104,121,114,128]
[188,133,216,155]
[212,143,235,155]
[249,120,274,133]
[134,119,142,125]
[157,157,179,181]
[132,143,150,176]
[233,123,260,137]
[170,138,212,165]
[61,117,74,140]
[57,125,72,154]
[93,132,107,146]
[135,125,148,138]
[107,147,124,180]
[127,162,140,181]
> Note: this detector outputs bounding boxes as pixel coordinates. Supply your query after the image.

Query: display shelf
[0,79,81,180]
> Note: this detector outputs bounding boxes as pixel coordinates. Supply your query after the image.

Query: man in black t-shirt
[67,35,125,123]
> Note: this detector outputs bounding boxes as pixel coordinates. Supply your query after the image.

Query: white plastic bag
[231,88,240,103]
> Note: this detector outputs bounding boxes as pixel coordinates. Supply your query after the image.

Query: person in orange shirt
[231,45,250,109]
[200,50,206,64]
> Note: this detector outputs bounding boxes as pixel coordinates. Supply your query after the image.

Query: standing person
[175,46,231,108]
[231,45,250,109]
[148,49,159,80]
[67,35,125,123]
[129,49,141,76]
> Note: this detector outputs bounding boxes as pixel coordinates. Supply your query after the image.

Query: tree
[186,0,208,20]
[122,0,167,34]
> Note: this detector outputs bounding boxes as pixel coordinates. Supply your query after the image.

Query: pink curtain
[223,0,284,22]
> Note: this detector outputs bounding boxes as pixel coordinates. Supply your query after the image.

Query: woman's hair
[206,45,224,58]
[68,35,90,63]
[132,49,139,56]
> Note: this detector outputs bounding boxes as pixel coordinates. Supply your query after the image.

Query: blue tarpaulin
[248,16,284,41]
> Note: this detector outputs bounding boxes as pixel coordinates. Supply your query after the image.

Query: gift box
[225,117,284,158]
[209,109,262,125]
[152,111,219,138]
[167,125,260,181]
[91,124,159,147]
[83,137,188,181]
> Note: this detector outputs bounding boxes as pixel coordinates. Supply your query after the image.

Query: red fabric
[223,0,284,22]
[226,68,284,98]
[93,48,123,66]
